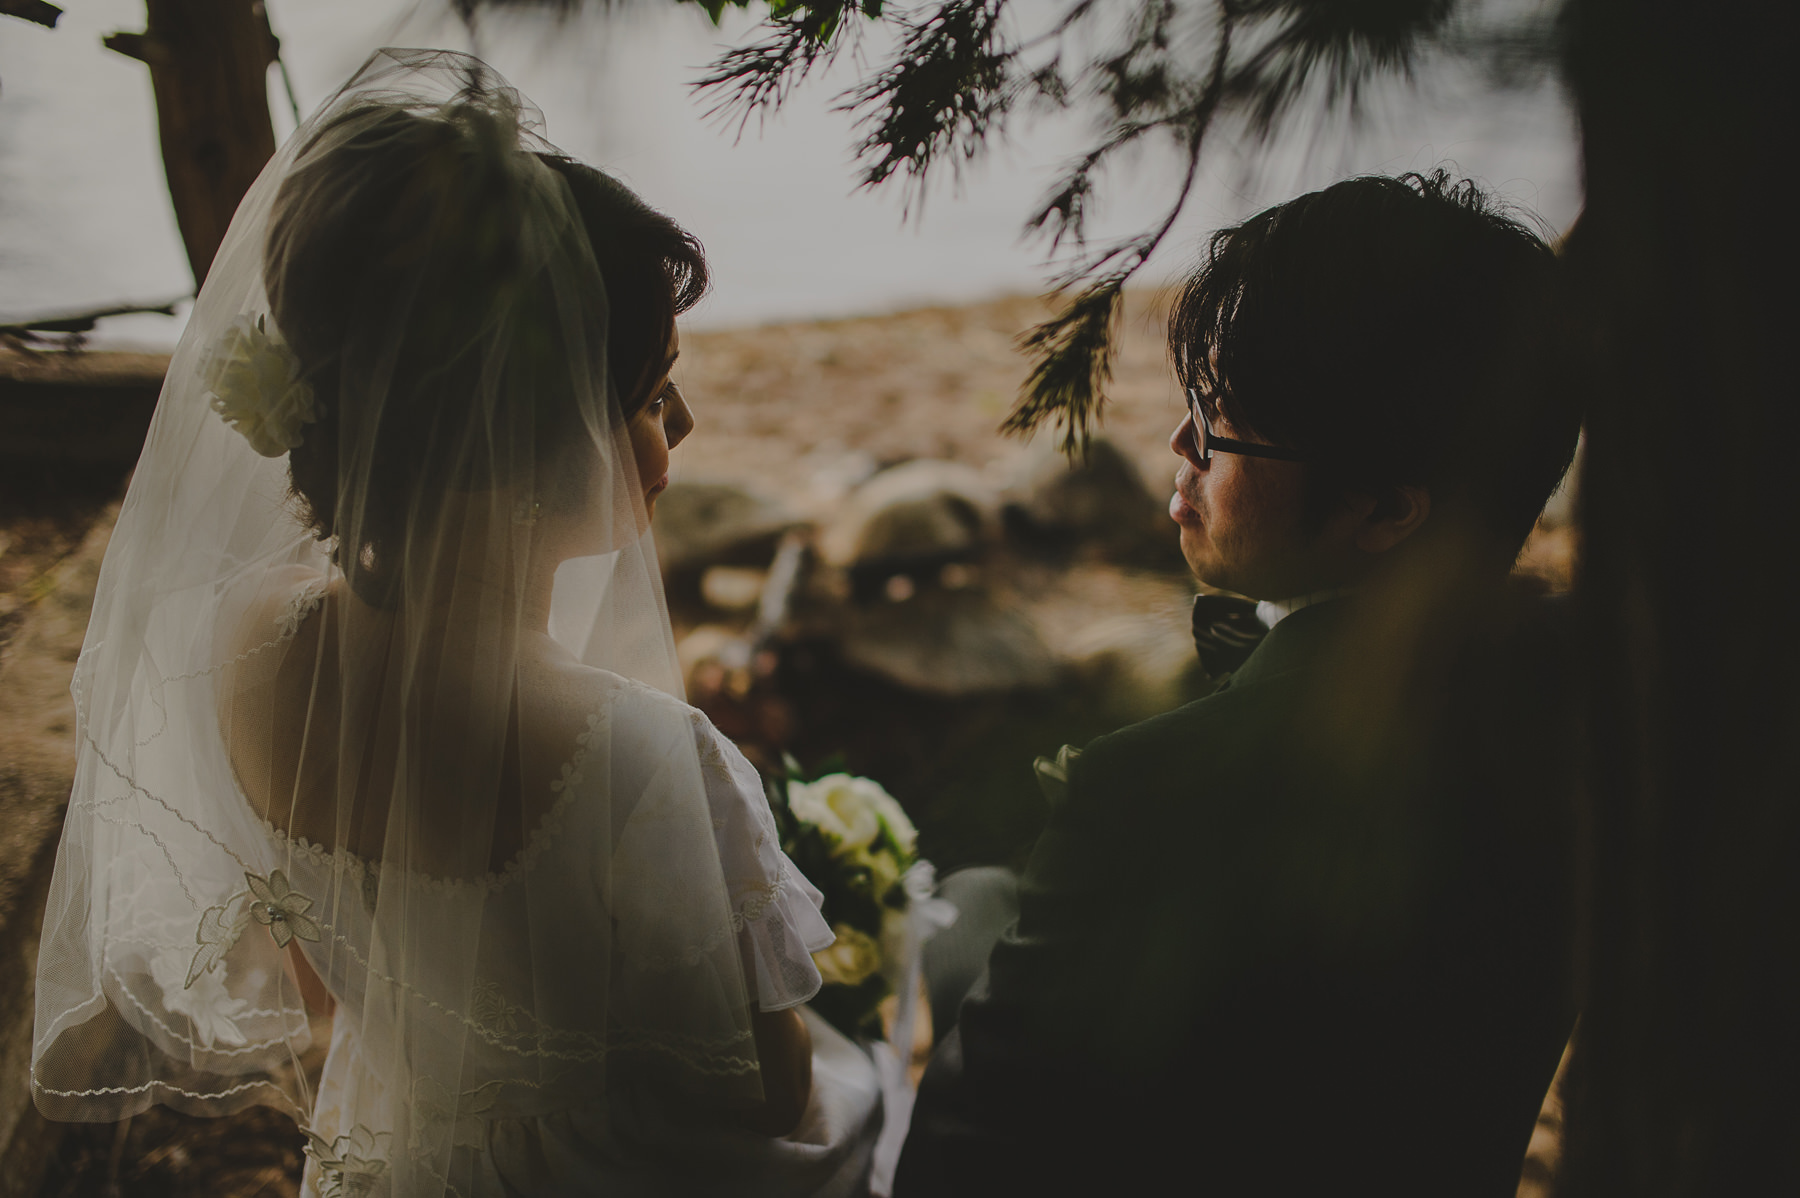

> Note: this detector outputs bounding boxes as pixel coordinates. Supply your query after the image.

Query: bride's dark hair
[267,99,706,599]
[534,152,709,413]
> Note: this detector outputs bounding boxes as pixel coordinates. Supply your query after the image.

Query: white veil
[32,49,768,1194]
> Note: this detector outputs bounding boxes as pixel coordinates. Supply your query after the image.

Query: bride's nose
[667,387,695,450]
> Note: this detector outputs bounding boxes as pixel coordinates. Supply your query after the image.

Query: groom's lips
[1170,473,1201,526]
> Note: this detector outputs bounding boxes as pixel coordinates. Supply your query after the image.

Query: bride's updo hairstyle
[266,95,706,603]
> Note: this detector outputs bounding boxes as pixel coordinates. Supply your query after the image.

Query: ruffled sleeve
[688,711,835,1011]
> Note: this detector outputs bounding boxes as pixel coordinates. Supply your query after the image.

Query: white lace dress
[258,597,882,1197]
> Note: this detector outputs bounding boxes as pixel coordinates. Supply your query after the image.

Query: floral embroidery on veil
[186,869,323,987]
[304,1125,392,1198]
[149,950,250,1048]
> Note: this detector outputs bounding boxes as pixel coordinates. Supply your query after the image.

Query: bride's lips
[647,474,670,498]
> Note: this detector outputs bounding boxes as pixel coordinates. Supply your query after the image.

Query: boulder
[654,481,801,574]
[802,447,880,508]
[679,623,752,685]
[700,565,768,613]
[1003,436,1180,566]
[819,459,997,570]
[834,588,1058,696]
[1063,612,1206,721]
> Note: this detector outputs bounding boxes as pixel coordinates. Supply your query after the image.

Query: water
[0,0,1581,346]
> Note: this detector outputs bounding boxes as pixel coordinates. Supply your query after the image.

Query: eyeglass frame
[1185,387,1311,464]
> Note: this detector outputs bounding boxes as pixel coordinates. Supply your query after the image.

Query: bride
[31,49,880,1196]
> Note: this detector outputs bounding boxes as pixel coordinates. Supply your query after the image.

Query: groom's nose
[1171,412,1206,469]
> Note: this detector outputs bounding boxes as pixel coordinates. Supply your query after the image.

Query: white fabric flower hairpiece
[204,313,319,457]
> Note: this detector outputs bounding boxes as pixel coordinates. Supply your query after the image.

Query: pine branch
[694,1,865,132]
[1004,277,1124,455]
[843,0,1015,203]
[1226,0,1453,135]
[1094,0,1182,121]
[1024,115,1177,256]
[1008,3,1235,448]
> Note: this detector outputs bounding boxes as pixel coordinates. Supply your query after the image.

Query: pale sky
[0,0,1581,345]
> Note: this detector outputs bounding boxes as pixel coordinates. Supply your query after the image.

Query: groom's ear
[1352,485,1432,554]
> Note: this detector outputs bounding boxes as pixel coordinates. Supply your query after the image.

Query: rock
[819,459,997,570]
[654,481,801,573]
[679,623,752,683]
[700,565,768,612]
[1064,613,1205,721]
[1003,436,1180,566]
[802,446,881,508]
[835,588,1058,696]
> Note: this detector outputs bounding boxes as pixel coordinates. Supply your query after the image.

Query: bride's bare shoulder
[218,563,330,660]
[521,641,693,741]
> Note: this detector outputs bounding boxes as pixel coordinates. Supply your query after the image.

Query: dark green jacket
[897,599,1576,1196]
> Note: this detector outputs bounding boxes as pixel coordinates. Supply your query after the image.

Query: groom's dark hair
[1168,170,1578,553]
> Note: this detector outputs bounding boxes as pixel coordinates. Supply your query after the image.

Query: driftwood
[0,298,185,340]
[0,350,168,468]
[104,0,279,287]
[0,0,61,29]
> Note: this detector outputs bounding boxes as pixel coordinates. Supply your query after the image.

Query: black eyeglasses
[1185,388,1310,463]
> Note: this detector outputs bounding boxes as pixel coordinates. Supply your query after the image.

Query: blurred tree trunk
[1561,0,1800,1191]
[105,0,278,287]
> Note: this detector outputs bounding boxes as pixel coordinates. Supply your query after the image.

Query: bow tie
[1190,593,1267,678]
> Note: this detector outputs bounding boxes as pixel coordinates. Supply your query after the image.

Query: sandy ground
[671,290,1191,505]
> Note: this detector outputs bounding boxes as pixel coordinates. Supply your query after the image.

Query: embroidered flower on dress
[305,1126,391,1198]
[246,869,322,948]
[204,313,318,457]
[274,584,327,638]
[409,1078,501,1164]
[151,948,249,1048]
[470,978,520,1036]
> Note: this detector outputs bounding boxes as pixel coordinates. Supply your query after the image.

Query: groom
[896,172,1583,1195]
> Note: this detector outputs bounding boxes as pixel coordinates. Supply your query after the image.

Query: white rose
[788,774,882,853]
[864,783,918,857]
[812,923,882,987]
[787,777,851,843]
[204,314,318,457]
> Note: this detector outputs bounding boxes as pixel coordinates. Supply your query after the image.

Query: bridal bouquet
[768,759,948,1041]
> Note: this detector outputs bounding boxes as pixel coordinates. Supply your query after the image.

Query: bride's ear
[1353,485,1432,554]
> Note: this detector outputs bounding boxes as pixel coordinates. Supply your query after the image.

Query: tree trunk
[105,0,278,288]
[1561,0,1800,1191]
